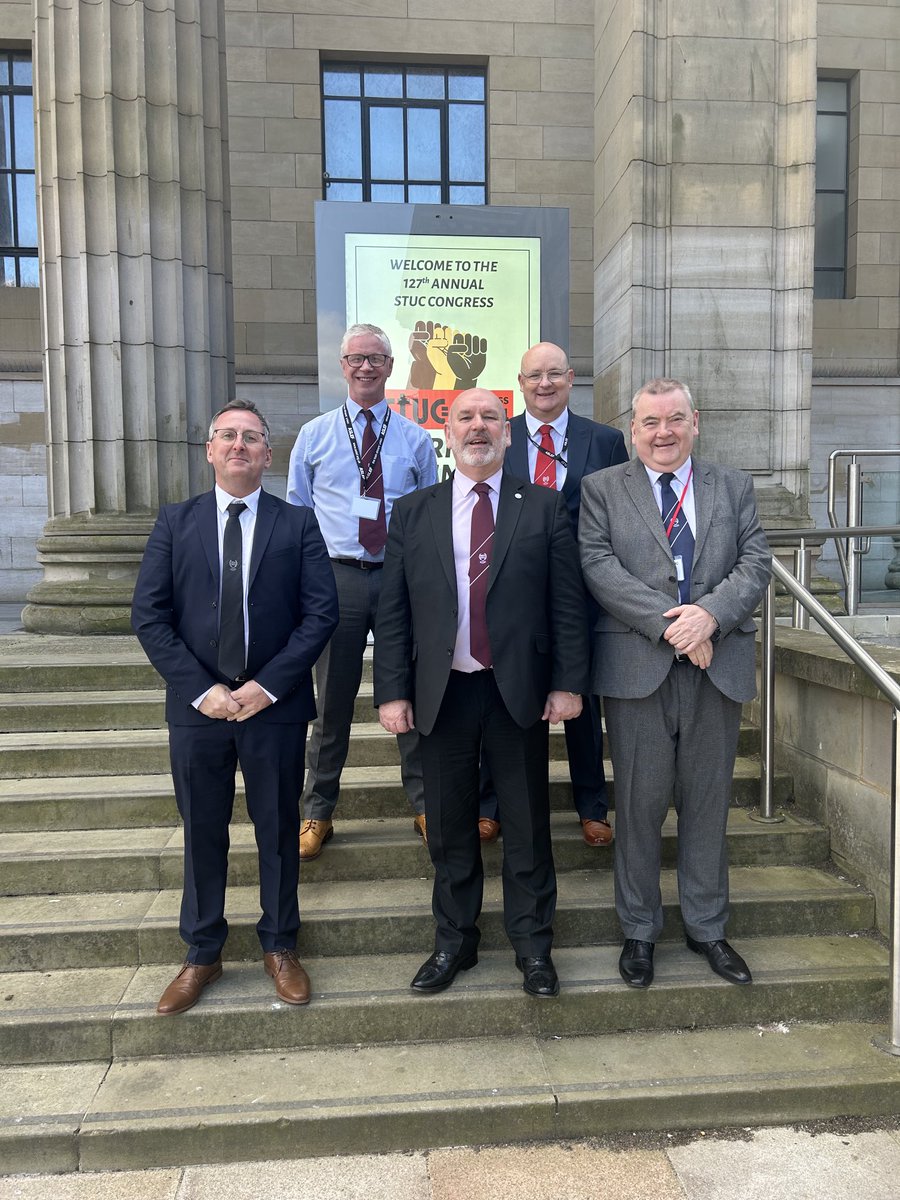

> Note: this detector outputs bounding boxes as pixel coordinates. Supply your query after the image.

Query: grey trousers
[302,560,424,819]
[603,660,742,944]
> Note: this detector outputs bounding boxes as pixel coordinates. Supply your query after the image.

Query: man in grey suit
[578,378,771,988]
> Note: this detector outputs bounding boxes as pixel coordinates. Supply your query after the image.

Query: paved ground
[3,1123,900,1198]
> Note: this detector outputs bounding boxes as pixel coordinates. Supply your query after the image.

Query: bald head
[519,342,574,422]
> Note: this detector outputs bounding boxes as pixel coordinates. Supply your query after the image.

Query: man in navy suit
[479,342,628,847]
[132,400,338,1015]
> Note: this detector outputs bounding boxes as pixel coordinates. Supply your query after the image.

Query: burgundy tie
[469,481,494,667]
[358,409,387,555]
[534,423,557,489]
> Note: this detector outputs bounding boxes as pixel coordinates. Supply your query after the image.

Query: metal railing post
[873,709,900,1057]
[847,459,862,616]
[751,574,782,823]
[792,542,810,630]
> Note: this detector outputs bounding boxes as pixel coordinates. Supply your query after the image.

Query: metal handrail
[827,450,900,615]
[758,553,900,1056]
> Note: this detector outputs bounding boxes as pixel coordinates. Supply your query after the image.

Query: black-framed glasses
[342,353,390,368]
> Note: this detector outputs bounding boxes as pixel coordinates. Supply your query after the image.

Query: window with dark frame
[321,63,486,205]
[815,77,849,300]
[0,50,37,287]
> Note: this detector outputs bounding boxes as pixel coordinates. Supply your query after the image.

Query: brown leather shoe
[299,818,333,860]
[156,959,222,1015]
[414,813,427,843]
[264,949,311,1005]
[478,818,501,842]
[581,818,613,847]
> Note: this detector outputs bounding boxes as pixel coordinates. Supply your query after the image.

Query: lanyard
[663,465,693,537]
[342,403,391,487]
[527,426,569,469]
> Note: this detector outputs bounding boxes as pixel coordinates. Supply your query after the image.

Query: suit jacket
[131,489,338,725]
[373,472,590,736]
[505,411,629,531]
[578,457,771,703]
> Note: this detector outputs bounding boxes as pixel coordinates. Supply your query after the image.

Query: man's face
[445,389,511,479]
[340,333,394,409]
[631,388,698,473]
[518,342,573,423]
[206,408,272,496]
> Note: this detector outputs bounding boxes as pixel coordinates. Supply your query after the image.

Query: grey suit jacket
[578,456,771,703]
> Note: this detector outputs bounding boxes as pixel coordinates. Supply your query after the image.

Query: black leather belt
[673,654,696,666]
[330,557,384,570]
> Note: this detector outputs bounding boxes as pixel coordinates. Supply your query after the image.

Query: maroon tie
[469,481,494,667]
[535,423,557,489]
[358,409,387,555]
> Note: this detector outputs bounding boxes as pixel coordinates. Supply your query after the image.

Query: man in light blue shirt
[287,323,438,859]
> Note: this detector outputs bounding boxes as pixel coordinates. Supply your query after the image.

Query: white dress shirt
[644,457,697,534]
[524,409,569,491]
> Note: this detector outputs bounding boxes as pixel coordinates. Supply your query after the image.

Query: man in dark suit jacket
[479,341,628,847]
[579,378,771,990]
[374,389,588,998]
[132,400,338,1015]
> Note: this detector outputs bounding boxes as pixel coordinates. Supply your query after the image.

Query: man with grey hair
[288,323,438,859]
[579,378,771,990]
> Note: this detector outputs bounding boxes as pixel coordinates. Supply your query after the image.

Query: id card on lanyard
[343,404,390,519]
[665,466,693,582]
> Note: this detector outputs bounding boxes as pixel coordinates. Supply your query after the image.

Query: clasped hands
[198,680,273,722]
[662,603,717,669]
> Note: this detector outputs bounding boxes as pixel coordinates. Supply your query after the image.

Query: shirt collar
[215,484,261,515]
[346,397,388,424]
[645,457,693,489]
[524,408,569,438]
[453,466,504,499]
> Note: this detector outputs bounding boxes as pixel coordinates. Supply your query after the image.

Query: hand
[663,604,718,653]
[227,679,273,722]
[198,683,242,720]
[446,332,487,388]
[379,699,415,734]
[686,639,714,669]
[424,324,457,389]
[542,690,582,723]
[407,321,437,390]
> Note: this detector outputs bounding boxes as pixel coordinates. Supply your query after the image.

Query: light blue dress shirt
[286,398,438,560]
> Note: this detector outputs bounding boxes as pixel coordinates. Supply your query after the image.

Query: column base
[23,514,156,634]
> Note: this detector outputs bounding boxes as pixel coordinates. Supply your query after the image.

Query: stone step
[0,685,763,758]
[0,759,789,831]
[0,810,828,897]
[0,936,888,1068]
[0,865,874,973]
[4,1019,900,1175]
[0,722,591,776]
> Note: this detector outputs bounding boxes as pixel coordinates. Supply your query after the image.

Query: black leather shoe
[686,936,752,985]
[619,939,654,988]
[410,949,478,993]
[515,955,559,997]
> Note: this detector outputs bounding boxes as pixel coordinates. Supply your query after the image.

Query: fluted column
[24,0,233,633]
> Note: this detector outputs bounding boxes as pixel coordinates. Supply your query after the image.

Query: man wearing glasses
[132,400,338,1013]
[478,342,628,849]
[287,323,438,859]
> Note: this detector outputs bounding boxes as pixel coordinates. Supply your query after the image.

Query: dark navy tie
[659,472,694,604]
[218,500,247,680]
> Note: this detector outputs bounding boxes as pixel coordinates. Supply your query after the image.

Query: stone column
[24,0,233,633]
[593,0,816,527]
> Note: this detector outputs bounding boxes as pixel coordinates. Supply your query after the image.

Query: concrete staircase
[1,633,899,1175]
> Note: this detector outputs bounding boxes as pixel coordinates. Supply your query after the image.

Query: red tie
[358,409,387,555]
[535,423,557,489]
[469,481,494,667]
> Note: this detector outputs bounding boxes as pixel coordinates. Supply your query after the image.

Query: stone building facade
[0,0,897,621]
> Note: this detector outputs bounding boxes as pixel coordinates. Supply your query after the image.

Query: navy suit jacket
[505,410,628,531]
[131,489,338,726]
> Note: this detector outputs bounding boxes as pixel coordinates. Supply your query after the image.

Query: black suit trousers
[419,670,556,959]
[169,716,307,963]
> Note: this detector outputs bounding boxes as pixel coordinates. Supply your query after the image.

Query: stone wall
[762,627,900,933]
[0,378,44,600]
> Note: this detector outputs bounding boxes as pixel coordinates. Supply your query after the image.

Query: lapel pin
[514,490,523,500]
